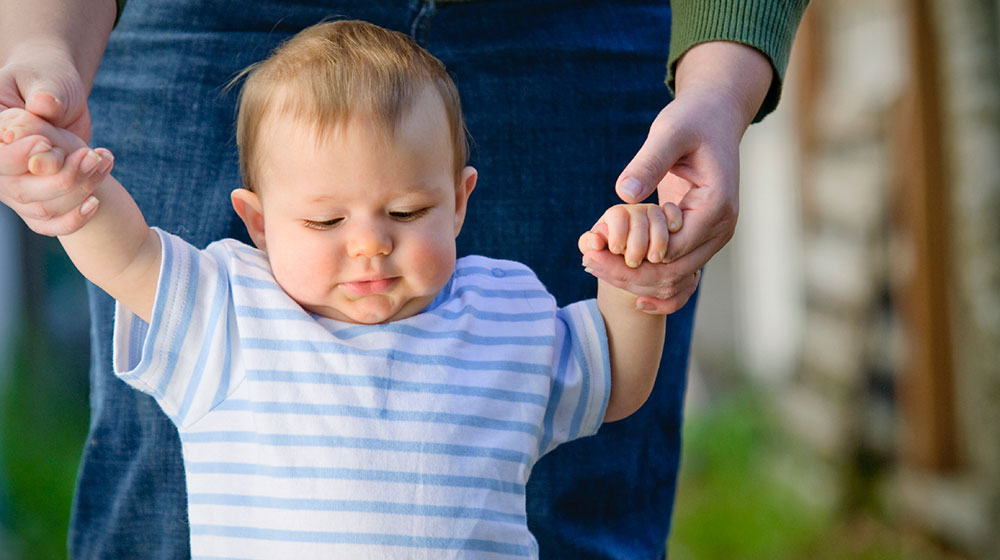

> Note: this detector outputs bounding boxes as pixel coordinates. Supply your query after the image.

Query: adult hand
[0,41,95,235]
[582,42,773,314]
[0,40,92,140]
[0,0,115,234]
[1,104,101,235]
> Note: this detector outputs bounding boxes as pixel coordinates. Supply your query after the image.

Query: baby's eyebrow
[386,182,442,199]
[306,193,342,203]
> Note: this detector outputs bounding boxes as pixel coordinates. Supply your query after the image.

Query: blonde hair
[232,20,468,192]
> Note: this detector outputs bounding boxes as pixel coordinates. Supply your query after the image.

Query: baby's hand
[0,108,113,234]
[0,107,92,175]
[578,203,682,269]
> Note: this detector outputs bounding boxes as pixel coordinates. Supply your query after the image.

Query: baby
[0,20,678,559]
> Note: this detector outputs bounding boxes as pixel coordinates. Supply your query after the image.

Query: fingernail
[80,150,102,173]
[34,92,62,106]
[626,259,640,268]
[636,300,653,312]
[660,248,668,261]
[29,141,53,157]
[584,267,595,275]
[587,238,601,251]
[582,258,594,269]
[669,219,681,231]
[80,196,100,216]
[620,177,643,200]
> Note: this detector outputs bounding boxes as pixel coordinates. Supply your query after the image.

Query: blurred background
[2,1,998,558]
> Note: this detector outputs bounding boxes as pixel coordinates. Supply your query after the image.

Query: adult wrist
[674,41,773,136]
[0,0,115,89]
[667,0,810,123]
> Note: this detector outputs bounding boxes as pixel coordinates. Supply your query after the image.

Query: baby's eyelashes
[303,217,344,230]
[388,207,431,222]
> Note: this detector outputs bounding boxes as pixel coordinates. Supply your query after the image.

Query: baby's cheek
[406,232,455,287]
[270,250,327,302]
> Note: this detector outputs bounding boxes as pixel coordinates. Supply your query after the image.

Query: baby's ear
[231,188,267,251]
[453,166,478,236]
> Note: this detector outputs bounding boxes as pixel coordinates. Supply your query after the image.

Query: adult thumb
[615,108,692,204]
[24,78,85,128]
[24,80,91,142]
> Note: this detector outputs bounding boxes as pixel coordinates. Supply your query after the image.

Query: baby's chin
[309,296,429,325]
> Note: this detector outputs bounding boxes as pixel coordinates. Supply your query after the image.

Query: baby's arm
[0,108,159,322]
[579,203,683,422]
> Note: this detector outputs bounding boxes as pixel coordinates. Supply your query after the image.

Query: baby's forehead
[257,107,382,144]
[259,82,447,140]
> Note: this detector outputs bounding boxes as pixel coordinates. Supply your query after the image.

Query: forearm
[59,173,159,322]
[598,280,666,422]
[0,0,116,90]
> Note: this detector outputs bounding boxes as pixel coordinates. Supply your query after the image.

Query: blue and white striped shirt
[113,228,610,559]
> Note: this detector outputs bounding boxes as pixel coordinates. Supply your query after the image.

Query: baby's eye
[303,218,344,230]
[389,207,431,222]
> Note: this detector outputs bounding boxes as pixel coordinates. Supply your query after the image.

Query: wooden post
[894,0,959,472]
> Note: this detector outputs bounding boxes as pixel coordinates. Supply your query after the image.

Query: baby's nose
[347,221,392,258]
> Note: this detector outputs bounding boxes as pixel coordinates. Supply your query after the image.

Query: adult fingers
[582,242,712,299]
[662,202,683,233]
[615,105,695,203]
[634,269,701,315]
[28,92,93,142]
[0,59,92,140]
[25,85,86,128]
[645,205,669,264]
[663,195,736,265]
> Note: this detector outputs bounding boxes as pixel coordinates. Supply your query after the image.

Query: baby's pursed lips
[338,277,398,295]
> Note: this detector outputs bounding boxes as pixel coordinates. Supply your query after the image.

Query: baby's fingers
[29,145,67,175]
[0,135,62,175]
[600,206,630,256]
[623,208,650,268]
[645,205,670,264]
[578,226,608,255]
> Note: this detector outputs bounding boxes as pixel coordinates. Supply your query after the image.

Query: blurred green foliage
[1,238,89,560]
[1,327,88,559]
[668,386,918,560]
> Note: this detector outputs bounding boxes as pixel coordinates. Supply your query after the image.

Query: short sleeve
[538,299,611,456]
[112,228,240,428]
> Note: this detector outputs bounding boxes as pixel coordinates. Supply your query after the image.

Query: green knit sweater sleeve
[668,0,810,123]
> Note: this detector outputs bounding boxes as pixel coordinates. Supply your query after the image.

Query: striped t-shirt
[112,228,611,559]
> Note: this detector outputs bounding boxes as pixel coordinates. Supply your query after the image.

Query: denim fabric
[78,1,692,558]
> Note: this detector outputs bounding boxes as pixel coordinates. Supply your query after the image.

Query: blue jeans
[77,1,693,558]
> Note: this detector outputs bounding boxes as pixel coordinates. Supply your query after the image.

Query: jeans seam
[409,0,436,43]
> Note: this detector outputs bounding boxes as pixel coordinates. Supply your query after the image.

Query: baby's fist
[579,202,682,268]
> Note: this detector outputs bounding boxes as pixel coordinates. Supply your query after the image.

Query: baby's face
[247,88,475,324]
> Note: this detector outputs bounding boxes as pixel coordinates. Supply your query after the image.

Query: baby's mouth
[339,277,397,295]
